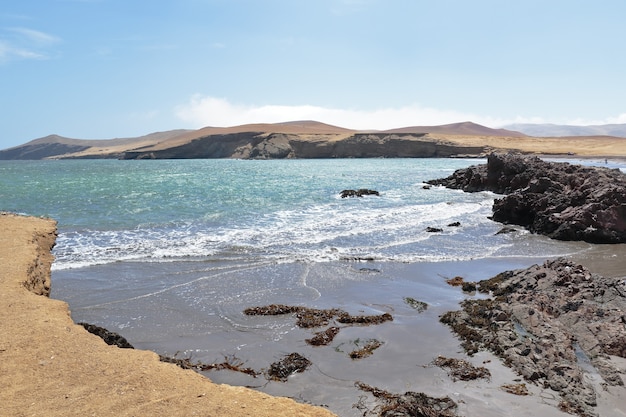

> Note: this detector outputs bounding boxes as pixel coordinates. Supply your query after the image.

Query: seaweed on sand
[243,304,345,328]
[403,297,428,312]
[443,276,477,292]
[337,312,393,325]
[432,356,491,381]
[306,326,340,346]
[243,304,303,316]
[158,352,261,377]
[158,354,196,370]
[244,304,393,328]
[349,339,383,360]
[245,304,394,363]
[296,308,345,328]
[267,352,312,382]
[198,354,260,377]
[354,382,458,417]
[445,276,465,287]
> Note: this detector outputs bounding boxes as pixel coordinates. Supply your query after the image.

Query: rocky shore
[0,213,336,417]
[441,258,626,417]
[427,153,626,243]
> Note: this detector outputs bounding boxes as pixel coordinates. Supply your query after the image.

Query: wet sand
[54,256,626,417]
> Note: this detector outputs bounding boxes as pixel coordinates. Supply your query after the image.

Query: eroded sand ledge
[0,213,336,417]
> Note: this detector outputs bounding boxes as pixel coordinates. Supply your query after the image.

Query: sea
[2,157,624,416]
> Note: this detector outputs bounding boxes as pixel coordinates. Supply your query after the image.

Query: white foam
[52,196,498,269]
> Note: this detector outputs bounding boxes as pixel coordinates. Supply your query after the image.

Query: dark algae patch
[355,382,458,417]
[267,352,312,382]
[297,308,345,328]
[243,304,303,316]
[306,326,340,346]
[244,304,393,346]
[349,339,384,360]
[337,312,393,325]
[403,297,428,312]
[431,356,491,381]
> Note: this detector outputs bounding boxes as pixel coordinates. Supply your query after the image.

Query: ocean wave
[52,197,498,270]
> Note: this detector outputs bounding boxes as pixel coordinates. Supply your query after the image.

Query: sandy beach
[0,213,336,417]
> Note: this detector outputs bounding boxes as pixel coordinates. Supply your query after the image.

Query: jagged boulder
[427,153,626,243]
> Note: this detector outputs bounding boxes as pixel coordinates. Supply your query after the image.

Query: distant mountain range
[503,123,626,138]
[2,120,626,160]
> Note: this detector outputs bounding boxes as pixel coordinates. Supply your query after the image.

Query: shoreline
[0,213,336,417]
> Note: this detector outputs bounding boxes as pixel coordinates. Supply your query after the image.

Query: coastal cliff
[120,132,487,160]
[0,213,336,417]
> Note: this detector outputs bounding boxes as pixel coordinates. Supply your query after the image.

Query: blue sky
[1,0,626,149]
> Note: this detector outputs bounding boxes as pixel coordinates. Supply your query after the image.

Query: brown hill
[0,130,190,160]
[383,121,527,137]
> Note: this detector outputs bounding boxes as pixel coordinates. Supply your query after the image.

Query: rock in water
[427,153,626,243]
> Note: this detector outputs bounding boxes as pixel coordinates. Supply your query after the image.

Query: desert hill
[1,120,626,160]
[0,130,190,160]
[383,121,526,137]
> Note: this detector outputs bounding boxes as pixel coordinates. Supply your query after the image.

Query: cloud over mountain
[175,95,506,131]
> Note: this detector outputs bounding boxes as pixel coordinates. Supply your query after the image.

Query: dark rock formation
[79,322,134,349]
[340,189,380,198]
[427,153,626,243]
[440,258,626,417]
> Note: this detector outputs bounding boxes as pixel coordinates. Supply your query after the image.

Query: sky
[2,0,626,149]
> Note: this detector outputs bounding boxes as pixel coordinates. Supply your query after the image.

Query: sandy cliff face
[0,213,336,417]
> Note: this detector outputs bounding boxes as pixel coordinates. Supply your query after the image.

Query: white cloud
[608,113,626,124]
[175,95,511,130]
[0,27,60,63]
[8,27,60,45]
[0,39,46,62]
[175,95,626,129]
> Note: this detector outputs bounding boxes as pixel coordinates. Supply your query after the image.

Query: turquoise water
[2,158,532,268]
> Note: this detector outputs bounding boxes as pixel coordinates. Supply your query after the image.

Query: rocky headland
[427,153,626,243]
